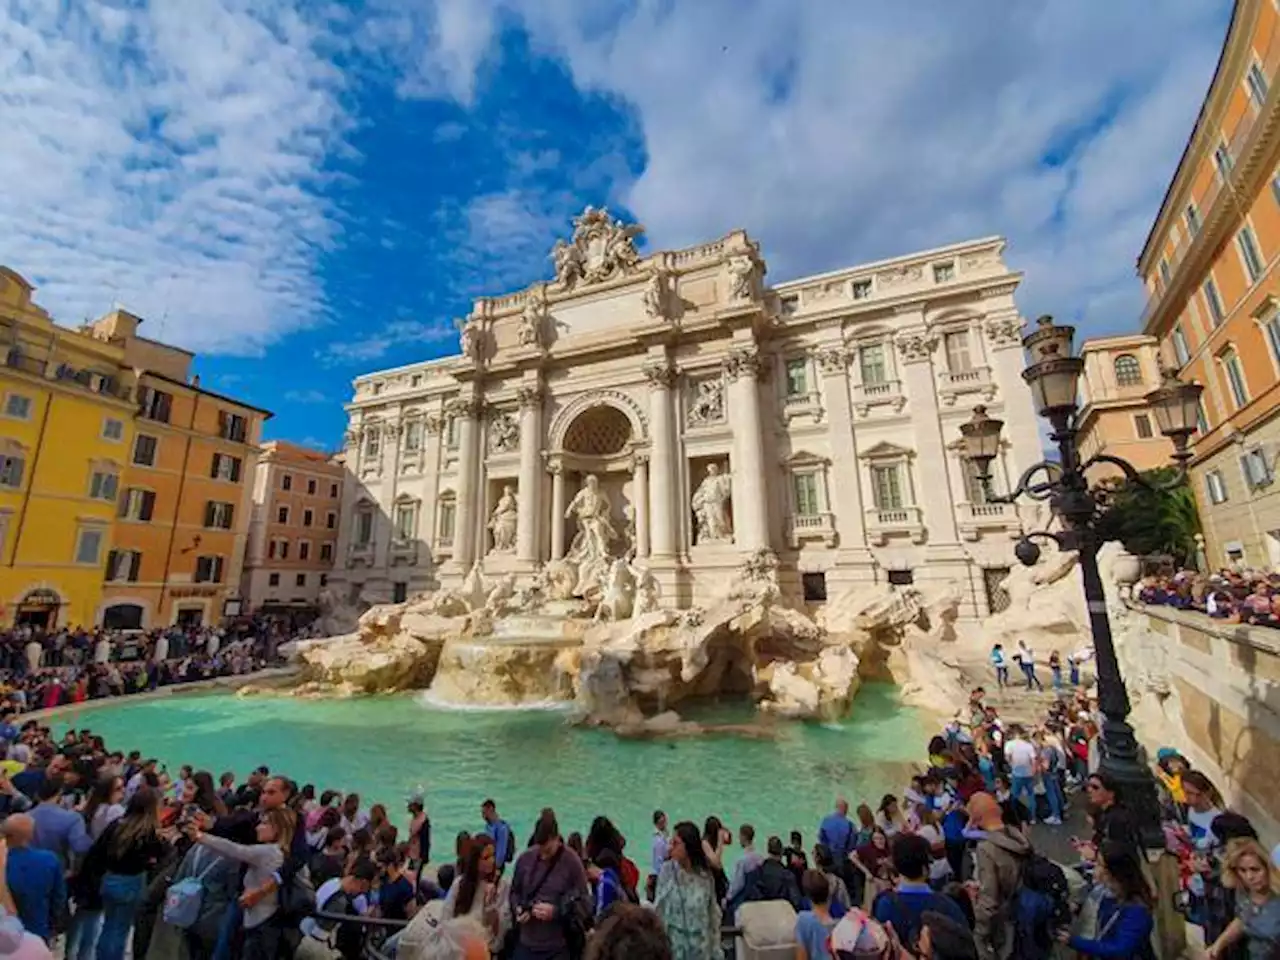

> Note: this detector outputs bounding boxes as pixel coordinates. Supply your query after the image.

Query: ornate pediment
[858,441,915,462]
[550,206,645,289]
[782,450,832,467]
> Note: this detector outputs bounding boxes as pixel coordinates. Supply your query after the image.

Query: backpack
[278,866,317,923]
[500,821,516,865]
[1010,852,1072,960]
[162,849,219,929]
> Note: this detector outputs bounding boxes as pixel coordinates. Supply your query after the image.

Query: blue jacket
[872,883,968,951]
[1068,898,1155,958]
[818,813,856,862]
[6,846,65,939]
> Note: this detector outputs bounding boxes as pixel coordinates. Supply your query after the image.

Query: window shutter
[157,392,172,421]
[224,504,233,528]
[105,549,117,578]
[204,501,215,527]
[118,493,130,518]
[129,551,141,582]
[210,455,220,479]
[213,556,224,583]
[218,411,228,438]
[231,457,241,482]
[141,491,155,521]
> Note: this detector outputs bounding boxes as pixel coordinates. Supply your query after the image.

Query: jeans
[1021,663,1043,691]
[66,908,102,960]
[212,899,244,960]
[97,872,146,960]
[243,922,281,960]
[995,665,1009,687]
[1043,772,1066,821]
[1011,775,1038,823]
[1070,663,1080,686]
[1051,666,1063,691]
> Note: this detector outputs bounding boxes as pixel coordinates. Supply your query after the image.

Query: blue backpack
[163,849,219,929]
[1010,853,1071,960]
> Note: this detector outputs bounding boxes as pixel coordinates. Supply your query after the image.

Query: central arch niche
[563,405,633,456]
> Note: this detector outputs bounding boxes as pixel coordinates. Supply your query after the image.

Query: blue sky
[1,0,1232,448]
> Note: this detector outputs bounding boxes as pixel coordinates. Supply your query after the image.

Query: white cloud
[0,0,351,355]
[317,317,457,367]
[382,0,1231,337]
[283,388,329,404]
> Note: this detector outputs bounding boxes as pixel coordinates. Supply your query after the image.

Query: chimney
[191,374,200,388]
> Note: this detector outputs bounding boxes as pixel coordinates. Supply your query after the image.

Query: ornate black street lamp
[958,315,1204,849]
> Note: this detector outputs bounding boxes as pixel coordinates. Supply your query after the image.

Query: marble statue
[594,558,635,622]
[691,463,733,543]
[727,255,755,301]
[551,239,583,288]
[485,574,517,614]
[630,560,660,617]
[687,378,724,425]
[518,299,546,347]
[565,474,618,565]
[642,271,667,319]
[461,562,487,612]
[459,318,482,361]
[488,485,518,553]
[488,413,519,454]
[553,207,644,287]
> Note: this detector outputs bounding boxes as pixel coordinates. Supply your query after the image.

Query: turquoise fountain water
[53,685,927,866]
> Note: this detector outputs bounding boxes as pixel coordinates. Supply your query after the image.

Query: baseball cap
[829,909,893,959]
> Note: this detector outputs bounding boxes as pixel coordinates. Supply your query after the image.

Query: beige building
[332,209,1045,618]
[242,441,344,612]
[1075,335,1174,479]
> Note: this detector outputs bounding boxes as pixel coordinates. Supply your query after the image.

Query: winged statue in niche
[551,206,645,288]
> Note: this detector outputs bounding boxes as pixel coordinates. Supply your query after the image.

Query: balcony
[850,379,906,416]
[937,366,994,406]
[956,501,1022,541]
[781,390,822,422]
[390,538,418,564]
[4,350,46,378]
[347,542,375,567]
[864,505,926,545]
[434,534,454,558]
[785,511,837,548]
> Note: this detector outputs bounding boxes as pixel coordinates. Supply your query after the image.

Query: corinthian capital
[642,360,677,389]
[445,397,485,420]
[722,345,763,382]
[814,347,848,375]
[895,331,937,364]
[516,385,545,409]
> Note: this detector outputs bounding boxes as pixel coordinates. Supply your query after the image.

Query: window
[326,511,337,529]
[1172,325,1190,366]
[120,488,156,522]
[445,418,458,449]
[329,482,339,498]
[1273,168,1280,208]
[1214,141,1234,180]
[320,573,328,587]
[365,431,380,459]
[1186,203,1201,236]
[75,527,104,565]
[210,453,242,482]
[1113,354,1143,386]
[784,358,808,397]
[394,502,417,540]
[792,473,820,517]
[282,474,293,491]
[871,464,904,510]
[372,383,382,396]
[0,456,24,489]
[303,509,313,527]
[933,262,955,283]
[102,417,124,441]
[204,501,234,530]
[851,279,872,300]
[3,394,31,420]
[1134,414,1153,439]
[269,573,280,587]
[299,541,310,561]
[138,387,172,423]
[392,582,408,604]
[1159,258,1171,286]
[1206,469,1229,504]
[194,555,225,583]
[105,549,141,583]
[887,569,914,586]
[943,331,973,373]
[1247,59,1269,107]
[278,540,290,560]
[1241,449,1273,489]
[132,434,157,467]
[1197,399,1210,436]
[438,501,456,542]
[859,344,887,385]
[801,572,827,603]
[88,470,119,502]
[296,573,307,588]
[1263,310,1280,366]
[320,543,334,562]
[1238,226,1265,283]
[404,421,423,452]
[355,510,374,546]
[1203,277,1226,326]
[277,505,289,524]
[411,375,422,387]
[963,459,989,504]
[307,478,317,495]
[1221,348,1250,408]
[218,412,248,443]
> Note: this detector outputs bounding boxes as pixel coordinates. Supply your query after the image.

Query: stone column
[643,359,678,560]
[374,419,401,571]
[422,413,445,546]
[815,347,876,573]
[549,462,566,560]
[895,328,960,543]
[982,303,1041,486]
[633,454,650,559]
[724,344,770,551]
[515,386,544,563]
[450,397,482,569]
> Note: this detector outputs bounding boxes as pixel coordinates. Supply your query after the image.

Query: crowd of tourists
[0,675,1273,960]
[0,620,297,714]
[1137,568,1280,629]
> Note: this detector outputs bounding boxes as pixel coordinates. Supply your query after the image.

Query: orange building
[90,311,272,628]
[1075,335,1174,479]
[241,441,344,613]
[1138,0,1280,569]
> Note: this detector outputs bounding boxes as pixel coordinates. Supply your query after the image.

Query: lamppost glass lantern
[959,405,1004,481]
[1021,315,1084,418]
[1145,368,1205,457]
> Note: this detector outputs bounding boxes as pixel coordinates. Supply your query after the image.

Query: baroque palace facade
[333,210,1043,618]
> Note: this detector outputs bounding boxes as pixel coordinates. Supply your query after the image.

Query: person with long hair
[1182,770,1226,850]
[654,821,721,960]
[1207,838,1280,960]
[64,775,126,960]
[877,795,906,837]
[1061,841,1156,958]
[438,833,510,953]
[82,776,126,842]
[187,806,297,960]
[701,816,730,904]
[91,786,168,960]
[188,771,228,818]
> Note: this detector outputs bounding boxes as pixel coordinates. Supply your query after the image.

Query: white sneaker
[1044,816,1063,825]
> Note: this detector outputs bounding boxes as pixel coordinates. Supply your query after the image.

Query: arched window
[1114,354,1143,386]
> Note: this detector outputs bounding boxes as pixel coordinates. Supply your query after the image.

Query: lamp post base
[1098,714,1166,850]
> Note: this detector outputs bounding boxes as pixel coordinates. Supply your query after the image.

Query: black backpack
[1009,851,1072,960]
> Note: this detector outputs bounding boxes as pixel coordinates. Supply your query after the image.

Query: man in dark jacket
[741,836,804,912]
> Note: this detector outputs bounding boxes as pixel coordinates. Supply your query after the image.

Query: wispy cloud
[316,318,457,367]
[283,388,330,404]
[0,1,353,355]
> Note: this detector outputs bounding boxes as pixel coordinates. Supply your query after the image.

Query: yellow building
[0,268,137,629]
[1075,334,1174,480]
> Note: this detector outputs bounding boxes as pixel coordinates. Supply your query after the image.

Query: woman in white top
[188,807,296,960]
[404,834,510,956]
[876,795,907,837]
[83,776,126,841]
